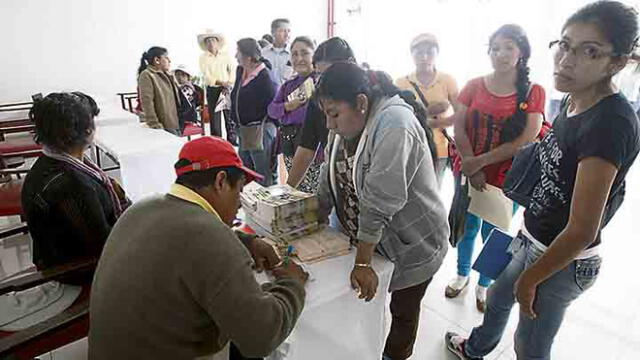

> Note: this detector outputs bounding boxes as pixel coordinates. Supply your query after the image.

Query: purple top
[267,73,316,126]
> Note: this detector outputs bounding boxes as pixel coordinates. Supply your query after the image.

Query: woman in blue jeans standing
[447,2,640,359]
[446,24,546,312]
[231,38,277,186]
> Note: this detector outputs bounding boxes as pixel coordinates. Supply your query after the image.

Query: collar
[409,71,440,88]
[242,63,266,86]
[146,66,169,75]
[267,44,290,54]
[203,51,223,58]
[168,183,221,221]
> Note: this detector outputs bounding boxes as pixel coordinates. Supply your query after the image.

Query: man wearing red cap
[89,136,308,360]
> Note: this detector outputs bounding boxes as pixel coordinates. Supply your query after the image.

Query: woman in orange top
[396,33,460,187]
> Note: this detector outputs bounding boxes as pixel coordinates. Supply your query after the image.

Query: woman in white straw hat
[198,30,237,144]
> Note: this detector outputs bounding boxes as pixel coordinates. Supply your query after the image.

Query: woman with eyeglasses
[446,2,640,359]
[445,24,546,313]
[396,33,461,187]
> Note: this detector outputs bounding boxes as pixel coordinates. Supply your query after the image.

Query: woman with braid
[445,24,546,312]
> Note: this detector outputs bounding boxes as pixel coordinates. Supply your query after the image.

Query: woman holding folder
[446,24,545,312]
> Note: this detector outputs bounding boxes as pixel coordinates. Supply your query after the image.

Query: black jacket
[230,66,277,126]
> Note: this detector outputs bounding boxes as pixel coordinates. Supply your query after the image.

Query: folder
[472,228,514,280]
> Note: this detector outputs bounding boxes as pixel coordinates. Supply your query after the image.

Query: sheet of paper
[468,184,513,231]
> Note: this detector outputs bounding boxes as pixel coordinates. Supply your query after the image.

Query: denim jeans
[239,122,277,187]
[465,234,602,360]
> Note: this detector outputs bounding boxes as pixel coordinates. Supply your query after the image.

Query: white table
[93,124,185,202]
[94,104,140,127]
[257,251,395,360]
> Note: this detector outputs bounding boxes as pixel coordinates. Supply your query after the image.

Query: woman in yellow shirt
[396,33,460,187]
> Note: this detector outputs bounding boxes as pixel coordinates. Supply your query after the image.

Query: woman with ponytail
[447,2,640,359]
[137,46,183,135]
[316,62,449,360]
[230,38,277,186]
[445,24,546,312]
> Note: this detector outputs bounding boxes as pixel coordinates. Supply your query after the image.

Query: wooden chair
[0,257,97,360]
[116,92,139,113]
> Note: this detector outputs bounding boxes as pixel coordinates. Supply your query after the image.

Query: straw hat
[197,29,225,52]
[410,33,439,51]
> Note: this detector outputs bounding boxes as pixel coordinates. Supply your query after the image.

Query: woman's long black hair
[137,46,168,75]
[489,24,532,143]
[317,62,438,167]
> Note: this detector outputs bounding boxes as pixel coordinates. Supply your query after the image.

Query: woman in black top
[230,38,277,186]
[22,92,130,271]
[447,2,640,359]
[286,37,356,189]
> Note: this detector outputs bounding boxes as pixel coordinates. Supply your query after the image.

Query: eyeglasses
[549,40,620,61]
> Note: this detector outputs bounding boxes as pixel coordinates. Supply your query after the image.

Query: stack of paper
[241,183,320,240]
[241,183,351,263]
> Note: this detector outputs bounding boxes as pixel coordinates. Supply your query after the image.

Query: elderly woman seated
[21,92,130,272]
[0,92,130,333]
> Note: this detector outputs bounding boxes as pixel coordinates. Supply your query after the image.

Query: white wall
[334,0,640,101]
[0,0,327,104]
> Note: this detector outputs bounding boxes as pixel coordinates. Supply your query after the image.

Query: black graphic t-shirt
[525,94,640,247]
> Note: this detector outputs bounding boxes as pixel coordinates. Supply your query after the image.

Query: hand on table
[248,237,281,272]
[350,266,379,302]
[272,261,309,285]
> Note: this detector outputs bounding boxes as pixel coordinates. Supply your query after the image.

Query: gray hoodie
[318,95,450,291]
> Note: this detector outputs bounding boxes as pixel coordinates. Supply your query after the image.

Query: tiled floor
[2,165,639,360]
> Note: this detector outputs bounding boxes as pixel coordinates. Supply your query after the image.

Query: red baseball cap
[175,136,263,183]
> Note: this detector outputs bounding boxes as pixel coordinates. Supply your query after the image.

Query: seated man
[89,136,308,359]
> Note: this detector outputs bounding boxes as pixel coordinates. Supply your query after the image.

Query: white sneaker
[445,275,469,298]
[475,285,488,313]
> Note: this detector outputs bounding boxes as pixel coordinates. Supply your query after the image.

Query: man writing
[89,136,308,359]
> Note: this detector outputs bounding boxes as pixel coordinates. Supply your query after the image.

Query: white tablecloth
[94,104,139,127]
[257,251,394,360]
[93,124,185,202]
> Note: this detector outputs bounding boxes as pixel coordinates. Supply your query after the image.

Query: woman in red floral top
[446,24,546,312]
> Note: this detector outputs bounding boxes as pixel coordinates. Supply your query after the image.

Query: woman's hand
[461,155,486,177]
[350,266,379,302]
[514,269,540,320]
[285,97,307,112]
[469,171,487,192]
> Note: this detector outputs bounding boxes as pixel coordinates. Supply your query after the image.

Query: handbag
[448,174,471,247]
[502,142,540,208]
[238,120,265,152]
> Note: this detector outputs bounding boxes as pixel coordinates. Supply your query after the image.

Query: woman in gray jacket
[316,62,450,360]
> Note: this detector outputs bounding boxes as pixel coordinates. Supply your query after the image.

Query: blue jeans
[456,212,501,287]
[239,122,277,187]
[465,234,602,360]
